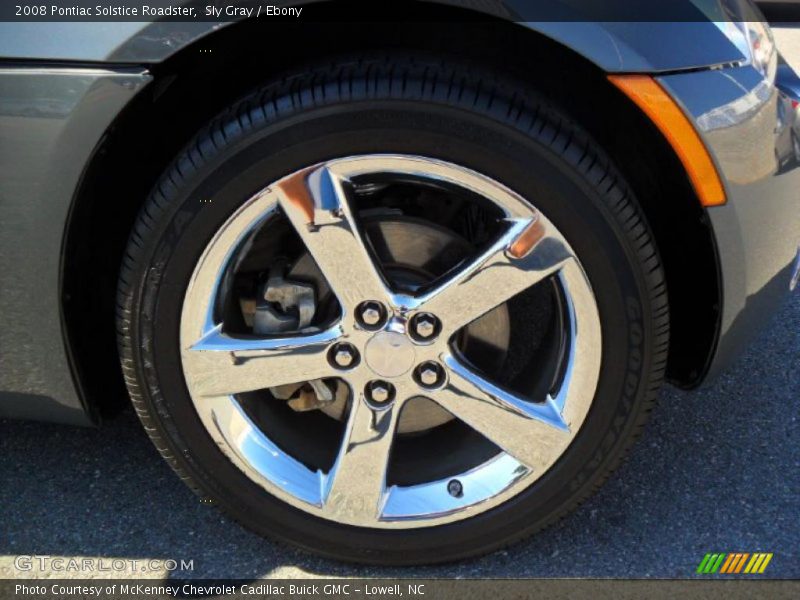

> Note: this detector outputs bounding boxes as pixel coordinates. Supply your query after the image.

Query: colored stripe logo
[696,553,773,574]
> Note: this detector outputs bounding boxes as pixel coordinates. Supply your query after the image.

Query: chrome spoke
[321,388,402,524]
[276,165,390,313]
[412,217,574,336]
[182,324,341,397]
[429,353,571,471]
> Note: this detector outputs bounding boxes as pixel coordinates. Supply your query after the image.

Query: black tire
[117,54,669,564]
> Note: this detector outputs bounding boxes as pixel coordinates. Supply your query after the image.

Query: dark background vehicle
[777,61,800,165]
[1,1,799,564]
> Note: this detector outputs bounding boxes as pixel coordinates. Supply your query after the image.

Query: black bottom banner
[2,579,799,600]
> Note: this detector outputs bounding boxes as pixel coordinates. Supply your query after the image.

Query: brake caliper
[254,262,316,334]
[252,262,335,412]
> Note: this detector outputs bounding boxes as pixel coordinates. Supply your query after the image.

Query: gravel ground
[1,27,799,583]
[2,292,797,579]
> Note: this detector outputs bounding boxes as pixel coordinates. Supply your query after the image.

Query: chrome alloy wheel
[180,155,602,528]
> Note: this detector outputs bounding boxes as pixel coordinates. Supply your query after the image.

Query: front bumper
[659,61,800,382]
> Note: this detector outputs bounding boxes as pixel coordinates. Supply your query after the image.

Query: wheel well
[62,14,720,417]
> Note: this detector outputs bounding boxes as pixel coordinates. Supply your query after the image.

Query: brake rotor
[288,216,511,434]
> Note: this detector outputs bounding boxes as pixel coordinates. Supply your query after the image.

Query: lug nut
[370,384,390,403]
[362,307,381,325]
[329,343,359,369]
[410,312,439,341]
[419,367,439,386]
[366,380,394,404]
[415,361,444,389]
[357,301,385,328]
[334,348,354,368]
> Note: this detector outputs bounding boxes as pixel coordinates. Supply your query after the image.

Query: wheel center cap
[364,331,416,378]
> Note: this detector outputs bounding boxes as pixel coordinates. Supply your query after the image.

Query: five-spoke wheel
[180,156,601,527]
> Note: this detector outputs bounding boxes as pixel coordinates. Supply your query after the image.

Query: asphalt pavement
[1,27,799,582]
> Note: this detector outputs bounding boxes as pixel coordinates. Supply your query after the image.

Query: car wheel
[793,132,800,163]
[117,54,669,564]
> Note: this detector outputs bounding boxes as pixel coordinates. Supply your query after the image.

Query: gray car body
[1,1,799,425]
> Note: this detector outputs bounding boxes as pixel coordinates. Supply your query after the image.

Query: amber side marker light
[608,74,726,207]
